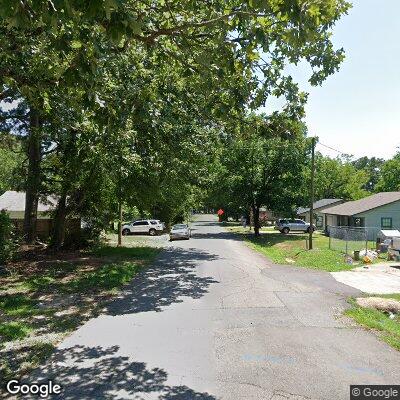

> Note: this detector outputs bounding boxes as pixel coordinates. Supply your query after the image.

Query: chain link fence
[327,226,380,255]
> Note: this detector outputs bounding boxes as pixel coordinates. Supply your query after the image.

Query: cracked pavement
[28,214,400,399]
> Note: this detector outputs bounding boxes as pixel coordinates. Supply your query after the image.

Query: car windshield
[172,224,187,230]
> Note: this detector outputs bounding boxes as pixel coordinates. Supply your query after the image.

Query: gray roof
[297,199,343,215]
[322,192,400,216]
[0,191,56,212]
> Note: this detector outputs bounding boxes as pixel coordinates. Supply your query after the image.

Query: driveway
[29,215,400,399]
[331,263,400,294]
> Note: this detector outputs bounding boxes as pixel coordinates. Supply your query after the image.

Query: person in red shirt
[217,208,224,222]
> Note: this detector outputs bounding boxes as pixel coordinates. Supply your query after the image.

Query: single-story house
[322,192,400,239]
[250,207,278,226]
[297,198,343,230]
[0,191,80,240]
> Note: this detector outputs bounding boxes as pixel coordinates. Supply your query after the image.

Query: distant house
[297,198,343,231]
[321,192,400,239]
[0,191,57,238]
[0,191,80,240]
[250,207,278,226]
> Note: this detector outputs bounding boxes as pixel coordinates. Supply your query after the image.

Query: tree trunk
[50,193,67,249]
[23,109,41,244]
[117,201,122,247]
[252,205,260,236]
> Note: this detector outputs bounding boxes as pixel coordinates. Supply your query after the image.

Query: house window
[316,215,323,228]
[381,217,393,229]
[352,217,364,227]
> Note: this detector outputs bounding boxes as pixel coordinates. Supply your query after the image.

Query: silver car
[169,224,191,241]
[275,218,315,234]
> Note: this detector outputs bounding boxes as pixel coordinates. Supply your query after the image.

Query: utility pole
[309,136,317,250]
[117,200,122,247]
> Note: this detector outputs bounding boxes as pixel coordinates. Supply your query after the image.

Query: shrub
[0,210,17,265]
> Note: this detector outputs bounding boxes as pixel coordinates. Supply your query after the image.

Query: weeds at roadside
[345,296,400,351]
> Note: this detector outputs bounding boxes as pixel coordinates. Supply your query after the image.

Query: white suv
[122,220,164,236]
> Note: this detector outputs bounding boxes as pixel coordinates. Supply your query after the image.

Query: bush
[0,210,17,265]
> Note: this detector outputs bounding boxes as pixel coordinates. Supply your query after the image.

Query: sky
[263,0,400,160]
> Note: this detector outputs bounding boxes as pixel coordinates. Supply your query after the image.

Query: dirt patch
[3,247,105,276]
[356,297,400,314]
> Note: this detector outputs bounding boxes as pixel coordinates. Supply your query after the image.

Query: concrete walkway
[331,263,400,294]
[29,215,400,399]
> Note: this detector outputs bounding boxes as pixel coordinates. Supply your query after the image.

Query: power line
[317,141,349,155]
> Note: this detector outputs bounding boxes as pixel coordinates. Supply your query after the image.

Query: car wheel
[307,227,314,233]
[122,228,130,236]
[282,227,290,234]
[149,228,157,236]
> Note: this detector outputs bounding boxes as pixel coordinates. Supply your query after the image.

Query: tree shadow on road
[190,230,244,242]
[27,344,217,399]
[105,247,220,316]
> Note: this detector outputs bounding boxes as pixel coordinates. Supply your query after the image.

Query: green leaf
[71,40,83,49]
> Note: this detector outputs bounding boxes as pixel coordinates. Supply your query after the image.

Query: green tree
[352,156,384,192]
[312,154,369,200]
[376,152,400,192]
[209,113,308,236]
[0,134,23,195]
[1,0,351,243]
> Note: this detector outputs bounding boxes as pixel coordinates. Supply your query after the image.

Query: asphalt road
[29,214,400,399]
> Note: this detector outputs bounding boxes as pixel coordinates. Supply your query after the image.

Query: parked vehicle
[122,219,164,236]
[275,218,315,234]
[169,224,191,241]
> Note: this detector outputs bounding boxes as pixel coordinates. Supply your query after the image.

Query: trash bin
[353,250,360,261]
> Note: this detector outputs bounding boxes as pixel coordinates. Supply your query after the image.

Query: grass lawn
[0,242,160,384]
[345,295,400,351]
[228,226,386,272]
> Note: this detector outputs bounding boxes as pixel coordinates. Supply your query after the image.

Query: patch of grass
[0,294,38,316]
[93,245,160,260]
[345,299,400,351]
[234,229,355,272]
[48,313,84,332]
[382,334,400,351]
[0,342,56,382]
[103,233,165,249]
[0,322,31,341]
[62,261,143,293]
[22,342,55,369]
[24,275,57,291]
[371,293,400,302]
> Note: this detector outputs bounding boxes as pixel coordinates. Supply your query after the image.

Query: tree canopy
[0,0,351,244]
[376,151,400,192]
[311,154,369,201]
[206,113,308,235]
